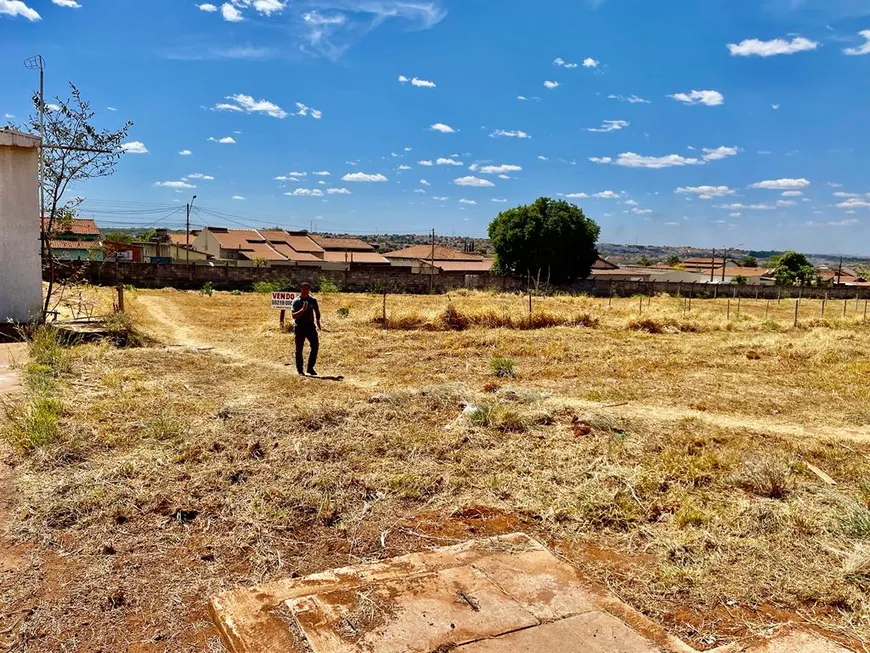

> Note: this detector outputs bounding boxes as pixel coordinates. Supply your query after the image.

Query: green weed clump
[252,279,292,293]
[201,281,214,296]
[491,357,516,378]
[1,327,68,452]
[318,277,340,293]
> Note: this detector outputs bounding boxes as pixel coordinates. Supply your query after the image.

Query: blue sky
[2,0,870,253]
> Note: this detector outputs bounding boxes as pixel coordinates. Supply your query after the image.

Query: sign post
[271,291,295,329]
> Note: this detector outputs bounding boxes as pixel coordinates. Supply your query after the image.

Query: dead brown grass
[2,287,870,651]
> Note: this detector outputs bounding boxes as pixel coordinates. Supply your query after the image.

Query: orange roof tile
[42,217,100,237]
[384,245,484,261]
[322,251,390,264]
[311,235,375,251]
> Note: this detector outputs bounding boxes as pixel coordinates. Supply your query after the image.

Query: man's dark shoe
[297,369,305,376]
[307,368,318,376]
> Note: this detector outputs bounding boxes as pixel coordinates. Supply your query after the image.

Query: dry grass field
[2,287,870,652]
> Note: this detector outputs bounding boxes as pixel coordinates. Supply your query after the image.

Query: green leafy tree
[488,198,600,284]
[103,231,134,244]
[638,256,654,267]
[740,255,758,268]
[20,84,131,320]
[773,251,817,286]
[665,254,681,267]
[732,275,748,286]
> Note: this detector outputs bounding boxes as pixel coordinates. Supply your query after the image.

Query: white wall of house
[0,130,43,323]
[193,229,223,259]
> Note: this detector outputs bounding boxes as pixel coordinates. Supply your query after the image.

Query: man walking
[291,282,321,376]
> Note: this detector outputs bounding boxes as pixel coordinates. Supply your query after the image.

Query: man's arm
[314,300,322,328]
[291,300,308,320]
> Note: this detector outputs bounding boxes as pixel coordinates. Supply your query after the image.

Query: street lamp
[721,242,744,283]
[186,195,197,264]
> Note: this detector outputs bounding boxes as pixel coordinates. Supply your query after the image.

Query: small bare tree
[21,84,131,321]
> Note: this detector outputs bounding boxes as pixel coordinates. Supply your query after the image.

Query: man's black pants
[295,323,319,373]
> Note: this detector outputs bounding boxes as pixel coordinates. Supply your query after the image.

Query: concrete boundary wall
[50,261,870,300]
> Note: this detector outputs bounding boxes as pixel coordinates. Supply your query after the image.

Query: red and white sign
[271,291,296,309]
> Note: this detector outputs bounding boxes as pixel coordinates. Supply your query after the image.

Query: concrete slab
[0,343,25,397]
[288,566,539,653]
[458,612,664,652]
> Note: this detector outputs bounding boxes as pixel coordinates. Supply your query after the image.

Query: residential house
[41,216,103,261]
[311,235,390,265]
[817,266,867,285]
[383,244,494,273]
[192,227,323,264]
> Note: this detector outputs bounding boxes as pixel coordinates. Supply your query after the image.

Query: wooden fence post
[639,295,643,314]
[382,290,387,329]
[727,298,731,320]
[116,284,125,313]
[794,300,799,328]
[843,300,847,318]
[765,300,770,319]
[864,300,868,324]
[737,296,741,317]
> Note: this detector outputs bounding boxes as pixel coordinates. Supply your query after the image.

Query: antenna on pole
[25,55,46,256]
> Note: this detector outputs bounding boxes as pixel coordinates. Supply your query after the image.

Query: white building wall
[0,131,43,323]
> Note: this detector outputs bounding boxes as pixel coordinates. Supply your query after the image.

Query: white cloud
[676,185,735,199]
[553,57,578,69]
[782,191,803,197]
[154,180,196,189]
[232,195,245,200]
[120,141,148,154]
[326,187,351,194]
[436,157,463,166]
[592,152,703,169]
[543,80,560,89]
[827,182,843,188]
[833,192,860,198]
[631,208,653,215]
[469,164,522,174]
[454,176,495,187]
[594,190,619,199]
[395,164,411,171]
[716,203,776,210]
[51,0,81,8]
[313,170,330,176]
[587,119,629,133]
[537,155,548,161]
[777,200,796,207]
[413,188,426,194]
[45,103,60,112]
[215,93,288,118]
[399,75,436,88]
[295,102,322,119]
[491,198,508,203]
[806,219,859,226]
[498,174,511,180]
[197,3,217,11]
[702,146,739,161]
[624,199,638,205]
[607,94,650,104]
[186,173,214,180]
[835,198,870,209]
[459,199,477,205]
[418,160,434,166]
[0,0,40,20]
[772,104,780,110]
[429,123,455,133]
[432,196,449,201]
[749,178,810,190]
[286,188,324,196]
[727,36,819,57]
[252,0,285,15]
[668,90,724,106]
[342,172,388,182]
[179,149,192,156]
[208,136,236,144]
[221,2,243,21]
[565,193,588,198]
[286,171,306,177]
[490,129,530,139]
[582,57,599,68]
[729,212,742,218]
[844,30,870,56]
[420,179,430,185]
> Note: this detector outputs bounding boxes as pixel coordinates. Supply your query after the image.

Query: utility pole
[185,194,197,264]
[25,55,45,255]
[710,248,716,283]
[721,248,727,283]
[430,228,435,292]
[836,256,843,286]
